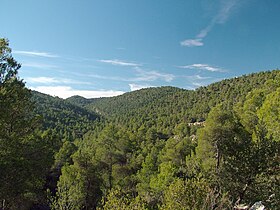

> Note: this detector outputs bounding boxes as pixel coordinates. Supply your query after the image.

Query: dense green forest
[0,38,279,209]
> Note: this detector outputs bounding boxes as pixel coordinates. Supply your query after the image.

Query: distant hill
[72,70,280,131]
[65,95,96,107]
[32,70,280,136]
[31,91,100,139]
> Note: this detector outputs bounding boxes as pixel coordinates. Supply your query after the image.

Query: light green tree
[161,178,231,210]
[258,87,280,141]
[101,187,146,210]
[54,164,86,210]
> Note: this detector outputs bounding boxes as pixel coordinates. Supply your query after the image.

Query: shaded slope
[32,91,100,139]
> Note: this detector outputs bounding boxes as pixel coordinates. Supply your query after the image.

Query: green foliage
[0,38,21,84]
[2,39,280,209]
[53,144,102,210]
[159,134,194,179]
[0,38,56,209]
[197,84,280,207]
[161,178,231,210]
[236,85,280,208]
[149,161,176,201]
[32,91,100,140]
[101,187,146,210]
[258,87,280,141]
[53,164,86,210]
[48,70,280,209]
[54,140,77,169]
[82,71,280,132]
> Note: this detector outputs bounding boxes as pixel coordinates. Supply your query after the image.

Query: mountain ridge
[32,69,280,135]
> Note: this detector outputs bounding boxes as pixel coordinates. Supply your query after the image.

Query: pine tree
[0,38,53,209]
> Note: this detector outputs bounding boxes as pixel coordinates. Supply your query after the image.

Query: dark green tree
[196,104,253,204]
[53,145,102,210]
[0,38,54,209]
[0,39,21,84]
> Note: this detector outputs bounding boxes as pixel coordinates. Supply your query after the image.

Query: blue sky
[1,0,280,98]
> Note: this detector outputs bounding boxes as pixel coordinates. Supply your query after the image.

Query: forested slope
[1,37,279,210]
[48,70,279,210]
[32,91,100,139]
[86,70,279,120]
[68,70,280,134]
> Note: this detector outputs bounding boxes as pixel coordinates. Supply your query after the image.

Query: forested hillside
[0,38,279,209]
[85,71,280,122]
[69,70,280,135]
[32,91,100,140]
[51,71,279,210]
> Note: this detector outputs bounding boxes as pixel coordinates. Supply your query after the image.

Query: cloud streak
[133,68,175,82]
[25,76,92,85]
[179,64,226,72]
[30,86,124,99]
[184,74,212,80]
[89,67,175,83]
[180,39,204,47]
[99,59,141,67]
[181,0,240,47]
[22,62,58,69]
[14,50,59,58]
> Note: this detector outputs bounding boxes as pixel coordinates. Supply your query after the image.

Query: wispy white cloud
[89,74,124,81]
[89,67,175,83]
[133,68,175,82]
[184,74,211,89]
[22,62,58,69]
[14,50,59,58]
[184,73,224,89]
[180,39,204,47]
[129,83,155,91]
[197,0,240,39]
[181,0,241,47]
[30,86,124,99]
[179,64,226,72]
[26,77,58,84]
[99,59,141,67]
[185,74,212,80]
[215,0,241,24]
[25,76,91,85]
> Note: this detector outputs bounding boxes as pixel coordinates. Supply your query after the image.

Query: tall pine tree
[0,38,53,209]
